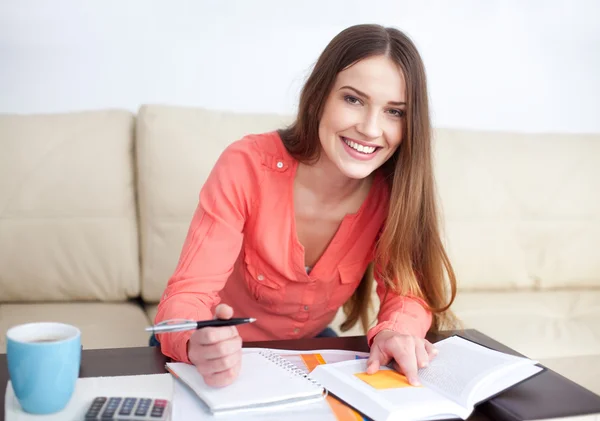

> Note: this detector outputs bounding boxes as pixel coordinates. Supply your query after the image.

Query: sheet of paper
[243,347,370,373]
[5,374,172,421]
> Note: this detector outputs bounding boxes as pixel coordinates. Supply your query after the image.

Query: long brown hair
[279,24,457,334]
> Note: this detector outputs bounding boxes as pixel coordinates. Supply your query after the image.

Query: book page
[470,363,543,406]
[418,336,534,406]
[310,359,469,421]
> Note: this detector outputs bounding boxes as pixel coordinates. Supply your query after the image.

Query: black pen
[145,317,256,334]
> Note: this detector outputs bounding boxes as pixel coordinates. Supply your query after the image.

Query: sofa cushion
[136,105,292,302]
[434,129,600,291]
[452,291,600,360]
[0,110,140,301]
[145,304,159,324]
[0,302,152,352]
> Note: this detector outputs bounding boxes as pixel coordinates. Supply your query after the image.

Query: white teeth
[343,138,376,154]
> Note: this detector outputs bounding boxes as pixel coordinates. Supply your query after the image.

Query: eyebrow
[339,85,406,106]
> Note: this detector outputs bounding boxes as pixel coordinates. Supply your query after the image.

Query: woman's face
[318,55,406,180]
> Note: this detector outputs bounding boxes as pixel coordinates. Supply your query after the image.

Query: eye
[387,108,405,118]
[344,95,362,105]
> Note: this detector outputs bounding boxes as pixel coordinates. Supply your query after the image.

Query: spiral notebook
[165,350,327,416]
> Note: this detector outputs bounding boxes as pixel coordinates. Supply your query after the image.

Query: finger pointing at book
[187,304,243,388]
[367,330,438,386]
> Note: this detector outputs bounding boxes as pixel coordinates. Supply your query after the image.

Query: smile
[341,137,379,154]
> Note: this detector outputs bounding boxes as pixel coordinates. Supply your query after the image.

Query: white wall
[1,0,599,133]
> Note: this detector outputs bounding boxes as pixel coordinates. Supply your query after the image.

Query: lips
[340,136,382,162]
[341,137,380,154]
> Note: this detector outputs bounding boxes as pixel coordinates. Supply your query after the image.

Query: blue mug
[6,322,81,414]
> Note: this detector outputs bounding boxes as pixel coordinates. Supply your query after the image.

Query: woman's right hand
[186,304,242,388]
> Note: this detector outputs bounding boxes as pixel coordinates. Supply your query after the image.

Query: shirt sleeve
[366,266,433,347]
[154,140,260,363]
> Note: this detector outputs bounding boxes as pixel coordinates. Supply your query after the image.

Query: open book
[309,335,544,421]
[166,350,327,416]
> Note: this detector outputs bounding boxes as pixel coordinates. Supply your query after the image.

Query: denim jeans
[149,326,338,347]
[314,327,338,338]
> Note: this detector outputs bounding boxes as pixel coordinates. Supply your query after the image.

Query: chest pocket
[338,260,367,285]
[243,250,286,306]
[327,260,368,310]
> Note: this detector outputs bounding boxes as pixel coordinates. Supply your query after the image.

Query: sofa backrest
[1,105,598,304]
[434,129,600,291]
[0,110,140,302]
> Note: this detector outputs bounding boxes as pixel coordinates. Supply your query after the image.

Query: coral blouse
[155,131,431,363]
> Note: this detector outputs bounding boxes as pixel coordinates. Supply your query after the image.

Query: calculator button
[118,397,137,415]
[135,398,152,416]
[154,399,167,407]
[101,397,122,418]
[151,406,165,417]
[85,397,107,419]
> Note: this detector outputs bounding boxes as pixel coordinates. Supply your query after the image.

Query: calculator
[83,396,171,420]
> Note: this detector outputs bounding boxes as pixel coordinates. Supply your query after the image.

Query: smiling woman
[154,23,458,389]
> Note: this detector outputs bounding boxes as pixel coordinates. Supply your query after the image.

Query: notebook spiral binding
[258,350,329,399]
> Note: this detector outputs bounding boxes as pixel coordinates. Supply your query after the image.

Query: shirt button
[257,274,265,281]
[276,161,284,169]
[303,305,309,311]
[294,328,300,334]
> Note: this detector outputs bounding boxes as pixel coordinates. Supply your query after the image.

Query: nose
[356,110,382,139]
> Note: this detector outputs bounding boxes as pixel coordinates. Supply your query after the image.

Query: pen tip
[249,318,257,323]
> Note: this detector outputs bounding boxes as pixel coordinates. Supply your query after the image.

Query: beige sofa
[1,105,599,395]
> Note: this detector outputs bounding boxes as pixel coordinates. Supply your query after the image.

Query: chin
[336,161,379,180]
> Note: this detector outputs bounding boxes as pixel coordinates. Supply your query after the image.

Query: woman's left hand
[367,330,438,386]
